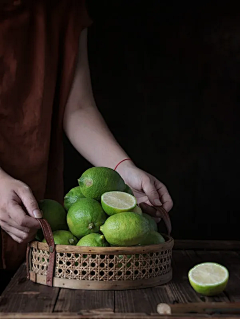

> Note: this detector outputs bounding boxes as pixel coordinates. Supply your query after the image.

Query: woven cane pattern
[31,247,172,281]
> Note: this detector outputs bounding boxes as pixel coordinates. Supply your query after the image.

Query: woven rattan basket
[26,205,174,290]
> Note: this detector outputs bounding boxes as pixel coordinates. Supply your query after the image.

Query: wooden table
[0,241,240,319]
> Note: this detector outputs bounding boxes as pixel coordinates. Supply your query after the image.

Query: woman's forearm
[63,28,133,169]
[63,30,173,212]
[64,105,131,169]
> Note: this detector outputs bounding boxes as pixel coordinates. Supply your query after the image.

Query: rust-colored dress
[0,0,92,270]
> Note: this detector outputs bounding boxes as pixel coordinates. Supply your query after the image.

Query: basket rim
[30,234,174,254]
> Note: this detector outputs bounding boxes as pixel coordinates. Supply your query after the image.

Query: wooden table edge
[174,240,240,250]
[0,313,239,319]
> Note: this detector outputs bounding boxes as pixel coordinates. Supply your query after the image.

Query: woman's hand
[117,161,173,222]
[0,169,42,243]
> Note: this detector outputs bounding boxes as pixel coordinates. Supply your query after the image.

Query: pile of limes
[38,166,165,247]
[37,166,230,297]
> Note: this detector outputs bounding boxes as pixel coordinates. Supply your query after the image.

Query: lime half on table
[188,262,229,296]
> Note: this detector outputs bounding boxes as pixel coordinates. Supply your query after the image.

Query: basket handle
[26,218,55,287]
[155,205,172,236]
[142,203,172,236]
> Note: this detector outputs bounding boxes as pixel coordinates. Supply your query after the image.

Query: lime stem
[88,223,94,229]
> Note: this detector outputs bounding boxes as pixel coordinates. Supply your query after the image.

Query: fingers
[7,233,23,244]
[10,202,41,229]
[142,176,163,207]
[160,192,173,212]
[155,182,173,212]
[17,185,42,218]
[8,232,36,244]
[0,175,42,245]
[141,176,173,213]
[0,220,35,243]
[0,211,32,233]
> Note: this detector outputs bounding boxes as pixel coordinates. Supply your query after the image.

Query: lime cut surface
[101,191,137,215]
[188,262,229,296]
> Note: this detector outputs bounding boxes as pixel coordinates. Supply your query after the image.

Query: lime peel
[188,262,229,296]
[101,191,137,216]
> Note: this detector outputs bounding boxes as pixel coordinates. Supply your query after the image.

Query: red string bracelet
[114,158,132,171]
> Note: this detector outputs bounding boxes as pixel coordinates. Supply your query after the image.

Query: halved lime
[101,191,137,216]
[188,262,229,296]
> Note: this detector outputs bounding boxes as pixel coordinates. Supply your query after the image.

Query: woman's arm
[63,28,130,169]
[64,28,173,213]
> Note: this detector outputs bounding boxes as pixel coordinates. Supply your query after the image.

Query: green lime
[188,262,229,296]
[42,230,78,245]
[77,233,109,247]
[142,213,158,231]
[101,191,137,216]
[132,205,142,215]
[67,198,106,238]
[124,184,134,196]
[100,212,150,246]
[139,231,165,245]
[36,199,68,241]
[78,167,125,201]
[64,186,85,211]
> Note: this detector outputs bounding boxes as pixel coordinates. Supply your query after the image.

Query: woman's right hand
[0,169,42,244]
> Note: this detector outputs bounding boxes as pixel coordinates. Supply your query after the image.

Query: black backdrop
[63,2,240,240]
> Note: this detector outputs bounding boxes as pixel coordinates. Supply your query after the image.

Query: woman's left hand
[117,162,173,222]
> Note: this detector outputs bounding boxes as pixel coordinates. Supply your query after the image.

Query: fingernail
[154,199,161,206]
[156,211,162,217]
[33,210,42,218]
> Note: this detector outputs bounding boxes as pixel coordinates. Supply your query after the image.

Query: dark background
[64,2,240,240]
